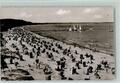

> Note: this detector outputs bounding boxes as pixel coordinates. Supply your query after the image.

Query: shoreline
[31,31,114,56]
[25,29,114,56]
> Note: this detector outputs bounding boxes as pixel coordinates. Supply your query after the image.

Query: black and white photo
[0,7,115,80]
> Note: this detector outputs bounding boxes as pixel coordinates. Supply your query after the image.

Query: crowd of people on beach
[1,28,115,80]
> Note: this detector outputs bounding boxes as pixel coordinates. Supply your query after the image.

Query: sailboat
[69,27,72,31]
[68,24,83,32]
[78,25,82,32]
[73,25,77,31]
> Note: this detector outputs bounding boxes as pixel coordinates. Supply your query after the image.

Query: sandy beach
[1,27,115,80]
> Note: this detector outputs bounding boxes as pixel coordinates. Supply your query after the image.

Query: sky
[0,7,114,23]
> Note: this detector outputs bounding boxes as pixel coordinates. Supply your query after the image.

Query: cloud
[56,9,71,15]
[19,12,32,18]
[84,8,92,13]
[83,8,99,14]
[94,15,103,19]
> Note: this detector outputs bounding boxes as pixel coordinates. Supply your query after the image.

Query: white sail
[78,25,82,32]
[69,27,72,31]
[79,26,82,31]
[73,25,77,31]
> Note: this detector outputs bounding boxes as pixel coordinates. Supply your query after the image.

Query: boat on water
[68,25,84,32]
[69,27,72,31]
[78,26,82,32]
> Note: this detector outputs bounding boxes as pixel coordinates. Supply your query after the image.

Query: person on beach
[80,54,84,64]
[43,65,52,74]
[35,58,40,69]
[72,67,79,74]
[15,61,19,68]
[89,54,94,64]
[10,57,14,64]
[86,66,93,75]
[96,64,103,71]
[76,62,81,69]
[85,53,90,58]
[83,61,87,67]
[94,71,101,79]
